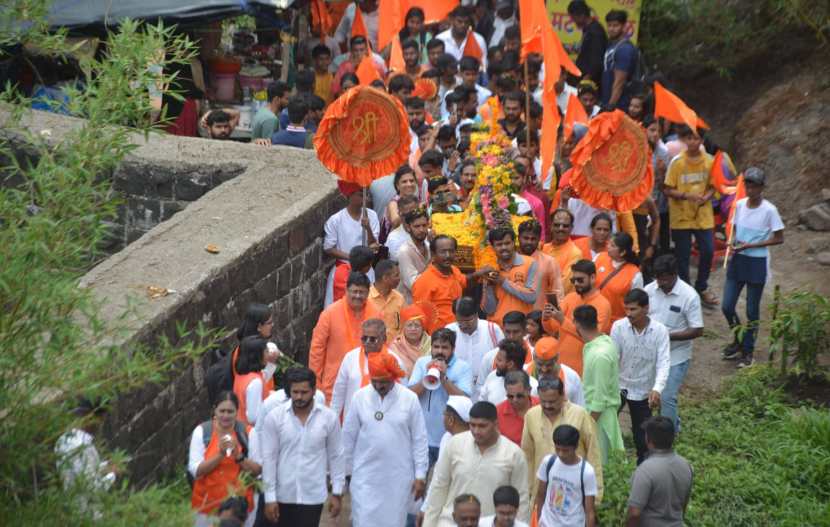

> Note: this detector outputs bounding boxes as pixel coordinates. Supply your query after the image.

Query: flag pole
[523,60,532,151]
[361,187,368,245]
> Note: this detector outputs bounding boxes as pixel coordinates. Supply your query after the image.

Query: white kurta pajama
[323,208,380,306]
[342,383,429,526]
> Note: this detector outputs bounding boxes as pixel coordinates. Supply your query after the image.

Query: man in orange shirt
[310,272,379,402]
[368,260,405,341]
[482,226,540,326]
[542,209,583,295]
[541,259,611,376]
[518,219,564,311]
[412,235,491,328]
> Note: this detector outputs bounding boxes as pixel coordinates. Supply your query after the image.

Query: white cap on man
[446,395,473,423]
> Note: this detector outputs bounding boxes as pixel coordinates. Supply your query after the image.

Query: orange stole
[594,253,641,322]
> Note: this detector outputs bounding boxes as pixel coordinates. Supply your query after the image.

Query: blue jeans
[660,360,690,432]
[672,228,714,292]
[721,277,765,354]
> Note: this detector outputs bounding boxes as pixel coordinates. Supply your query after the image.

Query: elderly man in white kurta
[330,319,404,420]
[342,352,429,526]
[422,401,530,526]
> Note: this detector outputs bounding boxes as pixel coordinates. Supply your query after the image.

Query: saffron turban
[399,302,437,334]
[368,352,406,380]
[534,336,560,361]
[337,180,362,197]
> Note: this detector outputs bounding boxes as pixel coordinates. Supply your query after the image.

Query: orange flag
[351,6,368,40]
[725,174,746,241]
[563,93,588,139]
[409,0,460,24]
[462,30,483,61]
[549,29,581,78]
[378,0,409,51]
[518,0,545,61]
[654,81,709,131]
[356,55,381,86]
[389,35,406,73]
[540,22,561,183]
[311,0,334,36]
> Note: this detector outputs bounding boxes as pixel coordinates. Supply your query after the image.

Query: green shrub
[768,290,830,377]
[598,366,830,526]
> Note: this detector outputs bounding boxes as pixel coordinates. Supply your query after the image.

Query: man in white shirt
[331,318,403,420]
[445,297,505,399]
[385,195,419,260]
[255,387,326,437]
[479,485,530,527]
[397,207,431,303]
[478,311,530,397]
[262,368,345,526]
[422,401,530,526]
[343,352,429,527]
[610,288,671,464]
[436,6,488,70]
[644,255,704,432]
[480,340,537,406]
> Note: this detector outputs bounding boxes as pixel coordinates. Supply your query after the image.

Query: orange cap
[534,336,560,361]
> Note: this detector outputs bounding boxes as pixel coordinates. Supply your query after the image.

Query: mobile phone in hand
[546,293,559,310]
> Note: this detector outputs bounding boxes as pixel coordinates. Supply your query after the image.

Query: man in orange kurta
[517,219,564,310]
[310,272,379,402]
[412,236,475,329]
[541,259,611,376]
[542,208,584,295]
[482,227,540,326]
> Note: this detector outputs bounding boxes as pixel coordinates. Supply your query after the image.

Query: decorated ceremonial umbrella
[314,85,411,242]
[568,110,654,212]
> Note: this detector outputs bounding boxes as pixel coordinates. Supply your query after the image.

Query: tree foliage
[1,3,214,524]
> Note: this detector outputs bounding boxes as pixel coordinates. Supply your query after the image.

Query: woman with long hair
[383,165,421,237]
[189,391,261,526]
[232,336,271,426]
[525,310,548,349]
[595,231,643,322]
[398,7,433,64]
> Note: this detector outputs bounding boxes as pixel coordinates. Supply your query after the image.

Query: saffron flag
[540,21,561,183]
[710,150,738,195]
[654,81,709,131]
[389,35,405,73]
[462,30,483,61]
[518,0,546,60]
[409,0,459,24]
[356,55,381,86]
[725,174,746,242]
[550,29,581,77]
[378,0,409,51]
[351,6,368,40]
[563,93,588,139]
[311,0,334,36]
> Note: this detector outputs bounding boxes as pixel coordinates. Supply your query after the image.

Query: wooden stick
[523,60,532,151]
[361,187,368,246]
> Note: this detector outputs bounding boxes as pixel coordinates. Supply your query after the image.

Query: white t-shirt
[479,515,529,527]
[536,455,598,527]
[732,198,784,259]
[568,198,617,239]
[479,369,538,405]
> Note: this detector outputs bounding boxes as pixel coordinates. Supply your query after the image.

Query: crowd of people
[56,1,788,526]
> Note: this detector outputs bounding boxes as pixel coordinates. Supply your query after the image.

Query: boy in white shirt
[479,485,529,527]
[534,424,597,527]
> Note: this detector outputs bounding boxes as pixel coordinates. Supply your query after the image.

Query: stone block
[277,263,291,297]
[253,271,277,302]
[174,175,210,201]
[799,202,830,231]
[290,256,304,289]
[160,199,186,221]
[289,227,306,257]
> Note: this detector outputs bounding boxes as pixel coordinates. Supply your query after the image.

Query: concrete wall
[2,108,342,484]
[0,108,246,251]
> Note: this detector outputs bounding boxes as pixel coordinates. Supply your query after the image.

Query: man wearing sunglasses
[330,318,404,420]
[541,260,611,377]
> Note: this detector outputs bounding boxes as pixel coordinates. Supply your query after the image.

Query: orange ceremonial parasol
[315,85,411,187]
[568,110,653,212]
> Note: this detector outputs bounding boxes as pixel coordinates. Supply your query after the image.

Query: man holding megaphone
[408,328,474,467]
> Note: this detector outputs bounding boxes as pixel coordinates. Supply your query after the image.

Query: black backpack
[187,419,250,487]
[205,346,237,405]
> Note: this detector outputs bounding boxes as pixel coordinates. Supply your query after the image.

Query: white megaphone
[423,366,442,390]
